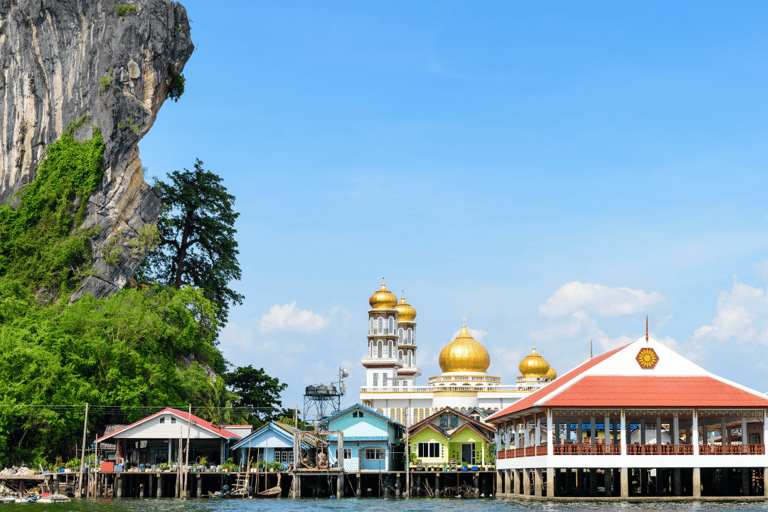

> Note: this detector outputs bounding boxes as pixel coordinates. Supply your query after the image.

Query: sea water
[5,499,768,512]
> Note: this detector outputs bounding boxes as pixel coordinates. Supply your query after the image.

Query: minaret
[395,295,421,386]
[362,281,401,389]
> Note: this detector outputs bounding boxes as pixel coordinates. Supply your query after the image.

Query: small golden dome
[396,296,416,322]
[369,282,398,309]
[519,347,550,377]
[439,324,490,373]
[544,365,557,380]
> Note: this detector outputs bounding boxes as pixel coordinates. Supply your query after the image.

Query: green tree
[196,378,247,426]
[224,365,287,426]
[141,159,244,331]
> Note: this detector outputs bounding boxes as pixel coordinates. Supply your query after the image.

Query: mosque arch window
[376,408,384,415]
[388,340,394,358]
[369,318,373,335]
[396,408,402,423]
[389,409,395,420]
[383,374,388,387]
[377,318,383,334]
[398,328,404,344]
[399,349,404,361]
[377,340,383,358]
[407,328,413,344]
[389,317,394,334]
[373,373,378,386]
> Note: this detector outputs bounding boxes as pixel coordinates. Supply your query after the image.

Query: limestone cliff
[0,0,193,299]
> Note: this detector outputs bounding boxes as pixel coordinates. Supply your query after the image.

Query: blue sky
[139,1,768,412]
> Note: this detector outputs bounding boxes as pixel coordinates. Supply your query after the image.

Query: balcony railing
[626,444,694,455]
[553,443,621,455]
[700,444,765,455]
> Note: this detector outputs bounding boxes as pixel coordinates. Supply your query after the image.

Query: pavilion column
[577,420,582,446]
[612,419,618,444]
[605,416,611,448]
[742,417,748,453]
[673,416,680,445]
[692,411,699,456]
[547,412,554,456]
[656,417,662,447]
[620,411,627,456]
[535,417,541,447]
[516,422,521,449]
[512,469,519,495]
[640,419,646,445]
[721,418,728,446]
[590,417,596,447]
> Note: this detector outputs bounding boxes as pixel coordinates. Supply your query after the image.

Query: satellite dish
[340,368,350,378]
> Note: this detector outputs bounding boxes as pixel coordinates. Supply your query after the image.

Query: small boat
[253,485,281,499]
[36,493,71,503]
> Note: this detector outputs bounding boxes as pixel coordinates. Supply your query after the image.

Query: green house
[408,407,495,468]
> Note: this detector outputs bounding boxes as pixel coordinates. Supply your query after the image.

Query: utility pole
[77,403,89,498]
[184,404,192,496]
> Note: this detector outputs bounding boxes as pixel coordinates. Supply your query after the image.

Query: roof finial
[646,315,649,342]
[590,340,593,359]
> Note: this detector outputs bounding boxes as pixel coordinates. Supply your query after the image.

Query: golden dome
[519,347,550,377]
[369,282,398,309]
[544,365,557,380]
[395,296,416,322]
[438,324,490,373]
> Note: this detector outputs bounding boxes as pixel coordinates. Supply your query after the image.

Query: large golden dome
[439,324,490,373]
[369,282,398,309]
[395,296,416,322]
[519,347,550,377]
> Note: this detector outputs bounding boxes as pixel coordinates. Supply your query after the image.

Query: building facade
[360,282,557,425]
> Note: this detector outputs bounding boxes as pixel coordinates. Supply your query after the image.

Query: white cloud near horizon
[538,281,664,319]
[259,302,331,334]
[694,282,768,345]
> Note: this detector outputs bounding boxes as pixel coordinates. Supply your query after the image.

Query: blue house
[231,422,315,467]
[323,404,404,472]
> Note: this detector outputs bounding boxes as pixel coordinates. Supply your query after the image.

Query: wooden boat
[253,485,281,499]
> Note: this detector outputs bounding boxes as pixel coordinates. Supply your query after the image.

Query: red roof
[486,344,629,422]
[545,376,768,408]
[95,408,242,442]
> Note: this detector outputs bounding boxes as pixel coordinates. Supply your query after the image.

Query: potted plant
[461,461,468,472]
[442,463,447,471]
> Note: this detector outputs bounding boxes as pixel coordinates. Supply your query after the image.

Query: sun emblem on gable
[636,347,658,369]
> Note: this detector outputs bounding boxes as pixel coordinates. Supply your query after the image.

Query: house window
[343,448,351,459]
[160,417,165,424]
[417,442,440,458]
[171,417,176,424]
[439,414,459,428]
[365,448,384,459]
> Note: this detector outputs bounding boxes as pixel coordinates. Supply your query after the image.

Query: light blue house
[231,422,315,467]
[323,404,404,472]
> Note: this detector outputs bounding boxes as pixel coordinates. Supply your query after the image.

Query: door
[461,443,475,465]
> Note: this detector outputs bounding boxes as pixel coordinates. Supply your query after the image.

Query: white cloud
[538,281,664,319]
[655,314,674,331]
[259,302,330,334]
[219,322,254,350]
[694,282,768,345]
[452,327,488,342]
[755,259,768,280]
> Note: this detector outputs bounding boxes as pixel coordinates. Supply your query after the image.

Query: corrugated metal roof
[327,436,388,442]
[95,408,242,442]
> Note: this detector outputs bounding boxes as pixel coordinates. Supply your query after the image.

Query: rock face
[0,0,193,299]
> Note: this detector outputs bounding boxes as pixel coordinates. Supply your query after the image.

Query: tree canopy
[224,365,288,426]
[141,159,244,331]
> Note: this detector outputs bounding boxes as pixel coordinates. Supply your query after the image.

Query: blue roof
[231,422,308,451]
[327,435,388,442]
[322,403,405,428]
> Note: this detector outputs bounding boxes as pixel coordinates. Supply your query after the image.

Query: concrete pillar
[547,413,554,456]
[117,476,123,498]
[534,468,542,497]
[139,482,145,498]
[197,475,202,498]
[523,469,531,496]
[535,417,541,447]
[547,468,554,498]
[157,475,163,498]
[496,470,503,496]
[693,467,701,498]
[657,468,664,495]
[673,468,682,496]
[673,416,680,446]
[640,418,646,445]
[764,467,768,498]
[605,467,613,496]
[434,472,440,498]
[148,474,154,498]
[512,469,519,495]
[742,468,750,496]
[620,468,628,498]
[589,468,597,496]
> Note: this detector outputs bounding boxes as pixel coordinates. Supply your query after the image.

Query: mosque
[359,282,556,426]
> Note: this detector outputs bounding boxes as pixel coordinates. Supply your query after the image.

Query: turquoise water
[6,499,768,512]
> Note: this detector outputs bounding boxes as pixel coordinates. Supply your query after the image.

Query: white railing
[360,385,539,393]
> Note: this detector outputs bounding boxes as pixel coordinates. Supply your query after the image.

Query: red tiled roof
[545,376,768,408]
[95,407,242,442]
[486,344,630,422]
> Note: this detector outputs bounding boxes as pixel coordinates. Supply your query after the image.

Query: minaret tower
[395,295,421,386]
[362,281,401,389]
